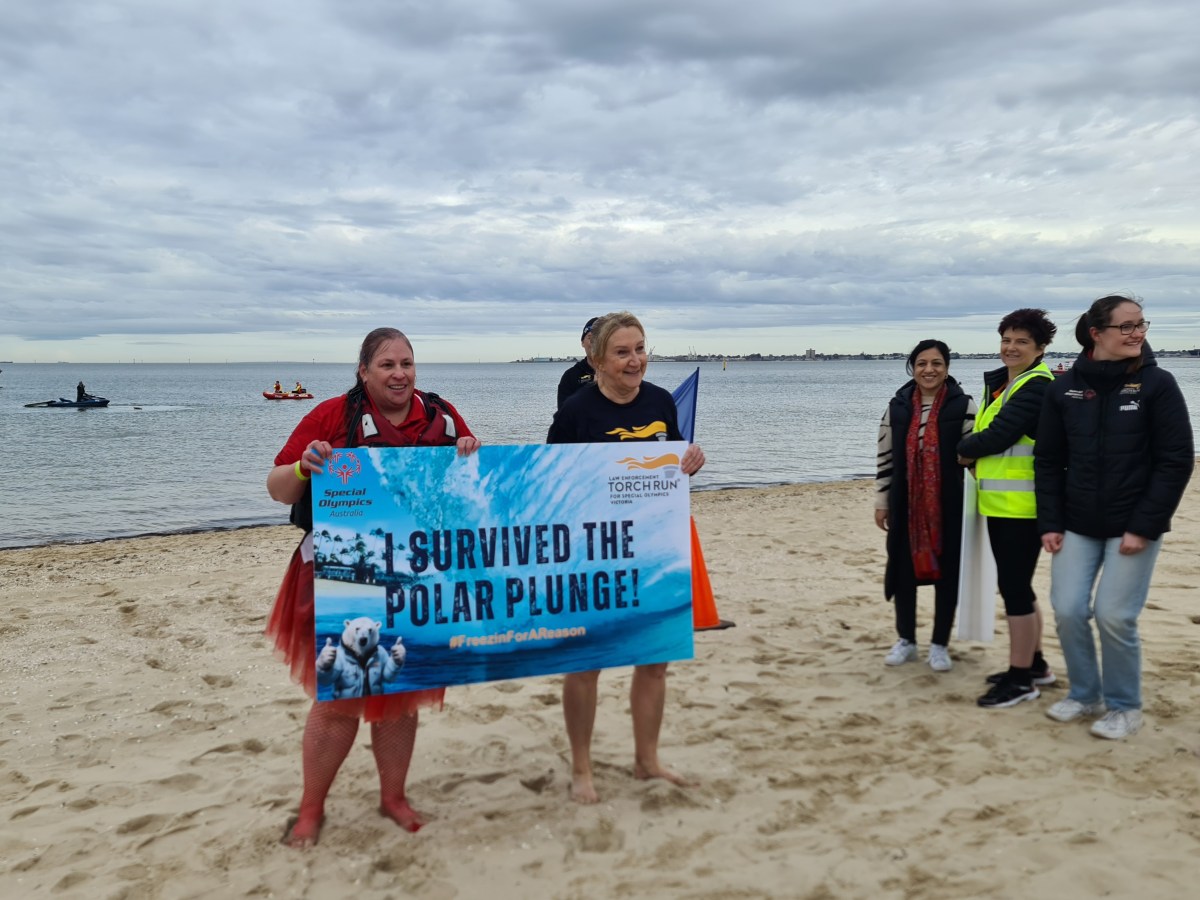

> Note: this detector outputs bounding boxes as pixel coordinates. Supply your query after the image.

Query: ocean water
[4,357,1199,548]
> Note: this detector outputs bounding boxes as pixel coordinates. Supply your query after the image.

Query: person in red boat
[266,327,480,847]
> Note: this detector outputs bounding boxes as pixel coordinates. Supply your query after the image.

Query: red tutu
[266,545,445,722]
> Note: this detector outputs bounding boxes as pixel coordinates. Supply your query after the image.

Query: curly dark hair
[997,308,1057,347]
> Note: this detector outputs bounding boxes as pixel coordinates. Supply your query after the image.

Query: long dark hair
[1075,294,1145,373]
[344,327,414,434]
[905,339,951,376]
[1075,295,1142,350]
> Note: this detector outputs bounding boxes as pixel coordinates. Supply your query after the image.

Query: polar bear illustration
[315,617,406,699]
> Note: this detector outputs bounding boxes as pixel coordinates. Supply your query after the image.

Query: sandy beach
[3,479,1200,899]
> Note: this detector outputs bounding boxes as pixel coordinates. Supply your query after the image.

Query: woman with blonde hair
[547,311,706,803]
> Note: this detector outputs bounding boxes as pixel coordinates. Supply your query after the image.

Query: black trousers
[892,554,958,647]
[986,516,1041,616]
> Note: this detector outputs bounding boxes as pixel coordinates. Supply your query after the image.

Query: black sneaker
[985,664,1056,686]
[977,680,1040,709]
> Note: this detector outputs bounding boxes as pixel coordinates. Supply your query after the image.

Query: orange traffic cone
[691,517,734,631]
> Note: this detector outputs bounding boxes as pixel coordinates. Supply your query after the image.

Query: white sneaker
[885,639,918,666]
[1090,709,1143,740]
[1046,698,1104,722]
[928,644,952,672]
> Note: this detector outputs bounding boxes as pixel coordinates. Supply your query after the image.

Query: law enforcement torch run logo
[621,454,680,479]
[329,451,362,485]
[607,453,682,506]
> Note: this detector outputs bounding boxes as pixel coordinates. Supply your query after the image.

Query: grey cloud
[1,0,1198,359]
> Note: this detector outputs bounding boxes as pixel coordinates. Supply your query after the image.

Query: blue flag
[671,367,699,443]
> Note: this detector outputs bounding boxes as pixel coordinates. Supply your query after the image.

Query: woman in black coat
[1035,295,1193,740]
[875,339,977,672]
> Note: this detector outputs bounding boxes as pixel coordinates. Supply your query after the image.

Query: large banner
[310,442,694,700]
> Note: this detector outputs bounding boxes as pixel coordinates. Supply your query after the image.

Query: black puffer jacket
[883,377,973,596]
[1034,346,1193,540]
[956,363,1051,460]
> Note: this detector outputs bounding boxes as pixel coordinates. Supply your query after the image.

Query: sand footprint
[519,770,556,793]
[154,773,205,791]
[53,872,91,891]
[639,784,702,812]
[437,770,508,793]
[192,738,266,760]
[490,681,524,694]
[572,817,625,853]
[116,812,170,834]
[467,703,508,724]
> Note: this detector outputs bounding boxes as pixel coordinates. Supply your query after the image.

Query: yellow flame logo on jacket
[617,453,681,471]
[605,421,669,440]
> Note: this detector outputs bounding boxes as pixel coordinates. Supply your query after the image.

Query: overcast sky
[2,0,1197,363]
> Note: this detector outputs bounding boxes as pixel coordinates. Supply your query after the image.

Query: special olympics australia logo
[329,451,362,485]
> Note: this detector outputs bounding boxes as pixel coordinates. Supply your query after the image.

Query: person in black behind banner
[547,311,706,803]
[556,316,599,409]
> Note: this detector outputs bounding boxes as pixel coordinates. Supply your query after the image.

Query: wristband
[294,460,311,481]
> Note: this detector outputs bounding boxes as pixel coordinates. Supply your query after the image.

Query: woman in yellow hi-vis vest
[958,309,1057,709]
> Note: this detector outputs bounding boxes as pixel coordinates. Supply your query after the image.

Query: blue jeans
[1049,531,1162,711]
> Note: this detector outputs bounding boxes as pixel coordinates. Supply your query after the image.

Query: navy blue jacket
[1034,347,1193,540]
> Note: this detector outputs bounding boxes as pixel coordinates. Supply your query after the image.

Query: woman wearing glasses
[1035,295,1193,739]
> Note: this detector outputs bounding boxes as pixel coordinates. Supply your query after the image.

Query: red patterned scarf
[906,385,945,582]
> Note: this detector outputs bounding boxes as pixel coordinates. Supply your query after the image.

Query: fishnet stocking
[285,702,360,847]
[371,712,425,832]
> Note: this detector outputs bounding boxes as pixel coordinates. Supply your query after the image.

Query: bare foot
[282,810,324,848]
[634,760,694,787]
[380,796,426,833]
[570,772,600,804]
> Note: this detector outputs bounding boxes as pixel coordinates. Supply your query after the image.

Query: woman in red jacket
[266,327,480,846]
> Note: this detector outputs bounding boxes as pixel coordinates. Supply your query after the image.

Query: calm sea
[4,358,1199,549]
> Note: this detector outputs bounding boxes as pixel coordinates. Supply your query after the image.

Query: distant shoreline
[5,351,1200,366]
[515,350,1200,363]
